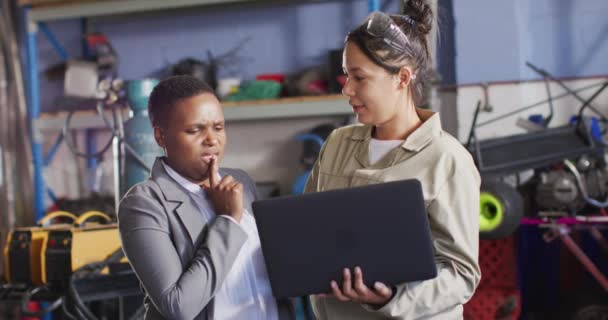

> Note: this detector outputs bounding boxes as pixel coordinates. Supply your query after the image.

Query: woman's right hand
[202,156,244,222]
[317,267,394,306]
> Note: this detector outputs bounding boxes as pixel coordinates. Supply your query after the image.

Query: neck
[374,99,422,140]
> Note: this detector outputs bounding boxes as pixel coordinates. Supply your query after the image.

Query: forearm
[155,217,247,319]
[373,164,481,318]
[119,196,247,320]
[373,261,478,319]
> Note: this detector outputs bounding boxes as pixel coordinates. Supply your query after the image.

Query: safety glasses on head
[364,11,414,54]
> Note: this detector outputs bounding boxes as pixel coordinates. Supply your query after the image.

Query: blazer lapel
[151,158,206,246]
[174,198,206,246]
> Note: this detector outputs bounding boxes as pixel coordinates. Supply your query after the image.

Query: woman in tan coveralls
[303,1,481,319]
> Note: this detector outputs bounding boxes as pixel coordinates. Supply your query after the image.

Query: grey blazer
[118,158,294,320]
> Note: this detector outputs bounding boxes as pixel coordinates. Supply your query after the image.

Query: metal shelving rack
[35,94,351,131]
[22,0,368,221]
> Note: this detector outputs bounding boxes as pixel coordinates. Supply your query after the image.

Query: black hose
[127,304,146,320]
[61,296,77,320]
[62,106,115,160]
[62,100,151,174]
[64,247,126,320]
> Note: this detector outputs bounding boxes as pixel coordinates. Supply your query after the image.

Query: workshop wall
[33,0,608,110]
[35,0,608,202]
[35,0,399,113]
[37,0,396,202]
[454,0,608,84]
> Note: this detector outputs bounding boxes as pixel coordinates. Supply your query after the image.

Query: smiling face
[342,41,411,127]
[154,93,226,184]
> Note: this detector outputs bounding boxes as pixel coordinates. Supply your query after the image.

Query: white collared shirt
[162,161,278,320]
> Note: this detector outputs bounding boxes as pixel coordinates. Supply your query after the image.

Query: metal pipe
[43,133,63,166]
[476,81,607,128]
[112,136,121,215]
[465,100,482,149]
[590,227,608,254]
[542,77,554,126]
[38,22,68,61]
[526,62,608,122]
[558,226,608,291]
[86,129,98,194]
[564,159,608,208]
[0,12,15,279]
[576,82,608,126]
[1,0,34,228]
[4,4,47,318]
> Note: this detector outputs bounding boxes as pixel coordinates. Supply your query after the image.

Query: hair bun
[402,0,433,36]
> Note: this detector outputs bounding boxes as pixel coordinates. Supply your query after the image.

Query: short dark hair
[148,75,215,128]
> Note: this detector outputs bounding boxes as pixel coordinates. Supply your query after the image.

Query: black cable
[69,274,98,320]
[127,304,146,320]
[66,292,89,320]
[62,99,149,171]
[62,106,115,160]
[64,247,126,320]
[61,296,77,320]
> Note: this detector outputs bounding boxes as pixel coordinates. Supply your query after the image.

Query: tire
[571,305,608,320]
[479,180,524,240]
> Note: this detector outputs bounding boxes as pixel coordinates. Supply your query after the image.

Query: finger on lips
[219,175,234,187]
[209,156,218,187]
[228,181,239,191]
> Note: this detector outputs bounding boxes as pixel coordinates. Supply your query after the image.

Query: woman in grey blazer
[118,76,293,320]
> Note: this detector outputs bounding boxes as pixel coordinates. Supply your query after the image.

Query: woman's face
[154,93,226,184]
[342,41,408,126]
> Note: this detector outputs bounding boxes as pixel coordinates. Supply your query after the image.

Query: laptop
[252,179,437,299]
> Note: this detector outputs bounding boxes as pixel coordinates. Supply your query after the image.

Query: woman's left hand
[326,266,393,305]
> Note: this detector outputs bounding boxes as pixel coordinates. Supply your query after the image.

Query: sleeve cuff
[218,214,241,226]
[362,285,398,312]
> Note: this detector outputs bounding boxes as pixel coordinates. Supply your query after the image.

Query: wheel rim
[480,192,504,231]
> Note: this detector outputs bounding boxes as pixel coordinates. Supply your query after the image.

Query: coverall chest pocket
[350,169,382,187]
[318,171,352,191]
[351,169,434,208]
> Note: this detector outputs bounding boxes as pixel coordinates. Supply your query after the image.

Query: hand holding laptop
[320,266,394,305]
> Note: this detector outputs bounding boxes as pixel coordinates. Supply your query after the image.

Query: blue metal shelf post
[23,7,45,222]
[368,0,380,12]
